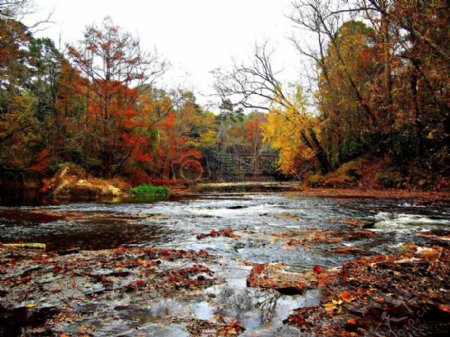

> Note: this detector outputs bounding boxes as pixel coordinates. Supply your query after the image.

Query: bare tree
[213,41,294,112]
[0,0,28,19]
[213,41,331,173]
[0,0,53,31]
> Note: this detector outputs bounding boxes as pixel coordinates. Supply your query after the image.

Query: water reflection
[137,284,320,336]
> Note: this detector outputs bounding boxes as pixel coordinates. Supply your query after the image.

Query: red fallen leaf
[438,304,450,315]
[135,279,145,286]
[218,321,245,335]
[340,291,356,303]
[115,247,126,253]
[99,276,113,287]
[168,275,179,283]
[53,262,62,273]
[159,249,171,256]
[197,229,241,240]
[197,249,209,257]
[313,265,325,274]
[286,314,306,325]
[346,318,357,329]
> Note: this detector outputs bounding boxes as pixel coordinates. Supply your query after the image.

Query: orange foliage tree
[66,17,166,178]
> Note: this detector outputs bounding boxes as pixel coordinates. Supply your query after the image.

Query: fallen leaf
[340,291,356,303]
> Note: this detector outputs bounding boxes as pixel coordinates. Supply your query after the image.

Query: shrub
[375,170,407,188]
[128,184,169,196]
[307,160,363,188]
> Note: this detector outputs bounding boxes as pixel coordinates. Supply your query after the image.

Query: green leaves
[127,184,169,196]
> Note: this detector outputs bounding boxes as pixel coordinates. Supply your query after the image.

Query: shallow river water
[1,192,449,336]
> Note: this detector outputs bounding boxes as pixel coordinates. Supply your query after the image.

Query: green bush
[128,184,169,196]
[341,136,363,162]
[375,170,407,188]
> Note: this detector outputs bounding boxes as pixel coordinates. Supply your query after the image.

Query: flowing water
[1,192,449,336]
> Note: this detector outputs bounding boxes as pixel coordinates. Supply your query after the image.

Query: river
[0,192,449,336]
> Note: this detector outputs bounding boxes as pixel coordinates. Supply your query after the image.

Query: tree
[67,17,167,177]
[0,0,28,19]
[318,20,382,166]
[289,0,449,179]
[214,42,331,174]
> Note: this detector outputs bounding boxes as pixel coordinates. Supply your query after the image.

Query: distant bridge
[215,153,278,177]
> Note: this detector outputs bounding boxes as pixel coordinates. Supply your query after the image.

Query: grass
[128,184,169,197]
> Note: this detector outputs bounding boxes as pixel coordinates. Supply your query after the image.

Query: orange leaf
[340,291,356,303]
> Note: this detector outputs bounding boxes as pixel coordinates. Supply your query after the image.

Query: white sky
[30,0,305,109]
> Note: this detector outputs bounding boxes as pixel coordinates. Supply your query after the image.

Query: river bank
[190,182,450,202]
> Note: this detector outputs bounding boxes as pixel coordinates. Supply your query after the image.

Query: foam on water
[373,211,450,234]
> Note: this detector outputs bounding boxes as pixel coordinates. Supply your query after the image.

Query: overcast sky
[30,0,304,108]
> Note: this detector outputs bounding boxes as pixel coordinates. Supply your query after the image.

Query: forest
[1,1,450,337]
[0,0,449,194]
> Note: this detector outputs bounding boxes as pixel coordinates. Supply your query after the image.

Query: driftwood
[2,243,46,250]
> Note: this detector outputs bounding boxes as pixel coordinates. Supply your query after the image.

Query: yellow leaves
[323,299,342,313]
[137,259,157,269]
[323,291,356,314]
[26,303,36,309]
[261,92,319,175]
[323,302,337,312]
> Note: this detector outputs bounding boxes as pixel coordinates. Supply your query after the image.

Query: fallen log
[2,243,46,250]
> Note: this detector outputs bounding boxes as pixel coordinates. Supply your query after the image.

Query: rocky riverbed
[1,193,449,336]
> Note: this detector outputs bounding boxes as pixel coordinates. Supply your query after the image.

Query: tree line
[1,0,449,188]
[216,0,449,187]
[0,3,271,185]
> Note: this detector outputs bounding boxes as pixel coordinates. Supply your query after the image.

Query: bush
[375,170,407,188]
[341,136,363,162]
[307,160,363,188]
[128,184,169,196]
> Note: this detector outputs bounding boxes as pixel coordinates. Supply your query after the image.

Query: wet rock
[285,246,450,337]
[417,230,450,246]
[329,246,365,254]
[180,318,245,337]
[272,228,316,238]
[287,229,376,247]
[0,245,219,335]
[196,229,241,240]
[287,230,344,246]
[227,205,245,210]
[273,213,303,221]
[339,218,375,229]
[247,263,338,295]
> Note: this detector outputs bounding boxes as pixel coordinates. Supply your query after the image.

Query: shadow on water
[0,188,46,207]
